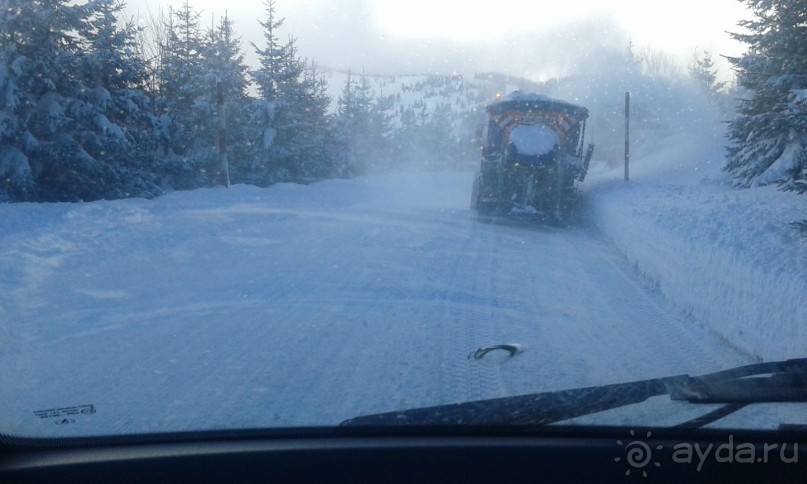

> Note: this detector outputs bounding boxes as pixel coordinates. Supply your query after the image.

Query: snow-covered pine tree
[249,0,286,184]
[200,13,252,186]
[155,0,211,189]
[335,69,390,176]
[367,91,394,167]
[77,0,161,199]
[690,50,729,108]
[0,0,42,201]
[422,102,458,169]
[290,57,334,180]
[333,69,359,176]
[725,0,807,188]
[131,5,169,96]
[691,50,740,120]
[349,70,376,173]
[251,1,335,183]
[0,0,158,201]
[283,44,336,181]
[0,0,95,201]
[268,37,315,180]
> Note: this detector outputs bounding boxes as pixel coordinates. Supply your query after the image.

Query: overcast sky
[125,0,751,80]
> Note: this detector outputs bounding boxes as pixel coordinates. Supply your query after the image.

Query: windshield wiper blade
[343,377,683,426]
[340,358,807,427]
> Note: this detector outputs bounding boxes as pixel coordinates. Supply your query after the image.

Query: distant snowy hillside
[321,70,551,170]
[319,60,733,179]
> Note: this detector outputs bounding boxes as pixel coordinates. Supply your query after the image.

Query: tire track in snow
[436,215,519,405]
[423,210,509,406]
[463,220,507,402]
[434,214,479,405]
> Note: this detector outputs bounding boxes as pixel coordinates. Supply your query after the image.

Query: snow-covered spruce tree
[334,69,391,176]
[0,0,40,201]
[725,0,807,189]
[199,13,253,186]
[290,57,334,181]
[363,88,393,170]
[249,0,286,184]
[689,49,736,119]
[271,39,333,181]
[392,103,424,165]
[76,0,162,199]
[155,0,211,190]
[334,69,371,176]
[388,80,459,168]
[251,1,335,184]
[689,50,743,127]
[0,0,158,201]
[331,70,356,177]
[422,102,460,169]
[690,50,727,97]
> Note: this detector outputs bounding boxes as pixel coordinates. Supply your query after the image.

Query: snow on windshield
[509,124,558,156]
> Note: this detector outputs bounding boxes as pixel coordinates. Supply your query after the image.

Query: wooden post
[624,91,630,182]
[216,80,230,188]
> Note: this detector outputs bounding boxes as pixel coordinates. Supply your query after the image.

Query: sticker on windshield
[34,404,96,424]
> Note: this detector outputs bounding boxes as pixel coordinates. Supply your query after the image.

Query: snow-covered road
[0,172,755,437]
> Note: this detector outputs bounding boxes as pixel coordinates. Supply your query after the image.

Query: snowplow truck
[471,92,594,221]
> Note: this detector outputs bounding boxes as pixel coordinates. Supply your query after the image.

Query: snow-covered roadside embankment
[587,166,807,361]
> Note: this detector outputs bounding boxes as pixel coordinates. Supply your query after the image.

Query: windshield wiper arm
[667,358,807,428]
[666,358,807,403]
[340,358,807,427]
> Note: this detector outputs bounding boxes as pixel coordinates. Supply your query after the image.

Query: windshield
[0,0,805,441]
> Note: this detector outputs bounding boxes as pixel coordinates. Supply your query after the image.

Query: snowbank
[586,151,807,361]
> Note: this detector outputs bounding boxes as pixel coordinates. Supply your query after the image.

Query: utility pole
[216,80,230,188]
[625,91,630,182]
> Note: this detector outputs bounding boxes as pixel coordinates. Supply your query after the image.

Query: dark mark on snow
[468,344,523,360]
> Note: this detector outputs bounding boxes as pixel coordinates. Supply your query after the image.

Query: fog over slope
[128,1,742,82]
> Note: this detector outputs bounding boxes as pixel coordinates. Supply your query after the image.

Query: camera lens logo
[615,430,663,478]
